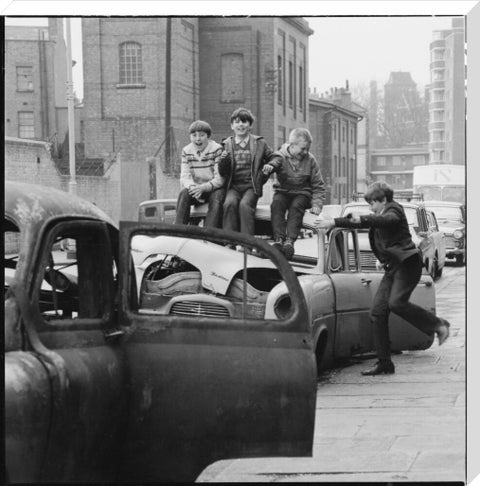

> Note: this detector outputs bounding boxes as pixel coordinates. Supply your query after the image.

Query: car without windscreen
[138,199,437,374]
[4,181,317,483]
[340,200,446,280]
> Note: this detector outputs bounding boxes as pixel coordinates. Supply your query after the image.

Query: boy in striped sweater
[175,120,225,228]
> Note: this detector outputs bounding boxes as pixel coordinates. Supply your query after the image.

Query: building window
[288,61,293,107]
[119,42,143,84]
[341,156,346,176]
[334,155,338,177]
[432,110,445,122]
[333,121,337,140]
[432,49,444,62]
[432,69,444,81]
[342,125,346,142]
[221,53,244,102]
[298,66,303,110]
[376,156,386,167]
[432,130,445,142]
[432,90,444,102]
[18,111,35,139]
[277,55,283,104]
[16,66,33,91]
[412,154,426,165]
[277,125,286,150]
[350,127,354,145]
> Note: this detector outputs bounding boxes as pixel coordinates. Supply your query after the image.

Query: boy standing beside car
[317,181,451,376]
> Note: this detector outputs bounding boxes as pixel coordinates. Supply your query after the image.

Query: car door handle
[361,278,372,286]
[104,329,125,341]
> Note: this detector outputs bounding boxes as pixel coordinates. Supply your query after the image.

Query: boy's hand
[347,212,362,223]
[188,184,204,200]
[309,206,321,215]
[262,164,274,175]
[315,218,335,230]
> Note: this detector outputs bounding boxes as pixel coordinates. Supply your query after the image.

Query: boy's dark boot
[282,238,295,260]
[436,318,450,345]
[273,238,284,252]
[361,359,395,376]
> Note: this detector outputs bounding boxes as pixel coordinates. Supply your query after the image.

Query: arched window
[119,42,143,84]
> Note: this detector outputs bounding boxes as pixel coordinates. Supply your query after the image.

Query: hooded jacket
[218,135,274,197]
[268,143,326,209]
[334,200,420,266]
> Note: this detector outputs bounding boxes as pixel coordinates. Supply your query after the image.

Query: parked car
[5,181,317,483]
[138,199,436,376]
[340,201,446,280]
[320,204,343,219]
[423,200,466,266]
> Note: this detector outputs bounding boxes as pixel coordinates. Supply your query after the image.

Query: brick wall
[5,137,122,223]
[82,18,200,221]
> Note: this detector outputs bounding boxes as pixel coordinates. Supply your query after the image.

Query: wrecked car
[5,181,317,483]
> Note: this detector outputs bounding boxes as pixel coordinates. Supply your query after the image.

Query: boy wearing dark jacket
[263,128,325,259]
[218,108,275,236]
[317,181,451,376]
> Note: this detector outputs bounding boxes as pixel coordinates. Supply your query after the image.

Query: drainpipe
[256,30,261,131]
[165,18,172,173]
[65,18,76,194]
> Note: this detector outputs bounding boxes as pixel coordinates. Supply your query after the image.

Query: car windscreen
[403,207,418,226]
[342,205,372,217]
[426,205,463,223]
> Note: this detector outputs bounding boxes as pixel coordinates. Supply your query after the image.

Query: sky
[307,15,458,95]
[4,14,461,102]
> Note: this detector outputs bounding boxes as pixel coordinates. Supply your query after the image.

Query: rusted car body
[5,181,317,483]
[340,201,446,280]
[138,201,436,373]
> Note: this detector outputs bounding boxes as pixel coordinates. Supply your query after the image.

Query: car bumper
[446,248,465,258]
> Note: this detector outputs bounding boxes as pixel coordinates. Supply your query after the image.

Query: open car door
[118,222,317,482]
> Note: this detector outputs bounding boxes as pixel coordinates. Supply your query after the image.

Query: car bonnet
[131,235,277,295]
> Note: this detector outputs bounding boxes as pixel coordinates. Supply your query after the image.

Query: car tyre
[455,254,465,266]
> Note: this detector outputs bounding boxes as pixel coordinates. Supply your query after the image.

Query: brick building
[369,145,429,193]
[81,17,313,220]
[4,19,82,148]
[309,88,363,204]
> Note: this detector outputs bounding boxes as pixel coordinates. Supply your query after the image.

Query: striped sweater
[179,140,225,191]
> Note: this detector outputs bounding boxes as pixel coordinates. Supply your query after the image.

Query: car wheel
[434,263,443,280]
[455,254,465,266]
[432,254,442,280]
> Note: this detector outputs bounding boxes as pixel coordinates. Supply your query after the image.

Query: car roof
[342,200,423,210]
[5,181,115,231]
[423,200,464,208]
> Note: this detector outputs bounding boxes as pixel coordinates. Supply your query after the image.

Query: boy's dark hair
[230,107,255,125]
[364,181,394,203]
[189,120,212,137]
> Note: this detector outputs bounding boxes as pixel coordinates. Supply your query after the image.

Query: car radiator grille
[170,301,231,317]
[445,235,456,249]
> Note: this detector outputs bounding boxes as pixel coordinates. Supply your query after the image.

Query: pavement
[197,264,466,483]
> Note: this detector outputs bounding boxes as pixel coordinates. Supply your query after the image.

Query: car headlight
[274,294,292,319]
[453,229,464,240]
